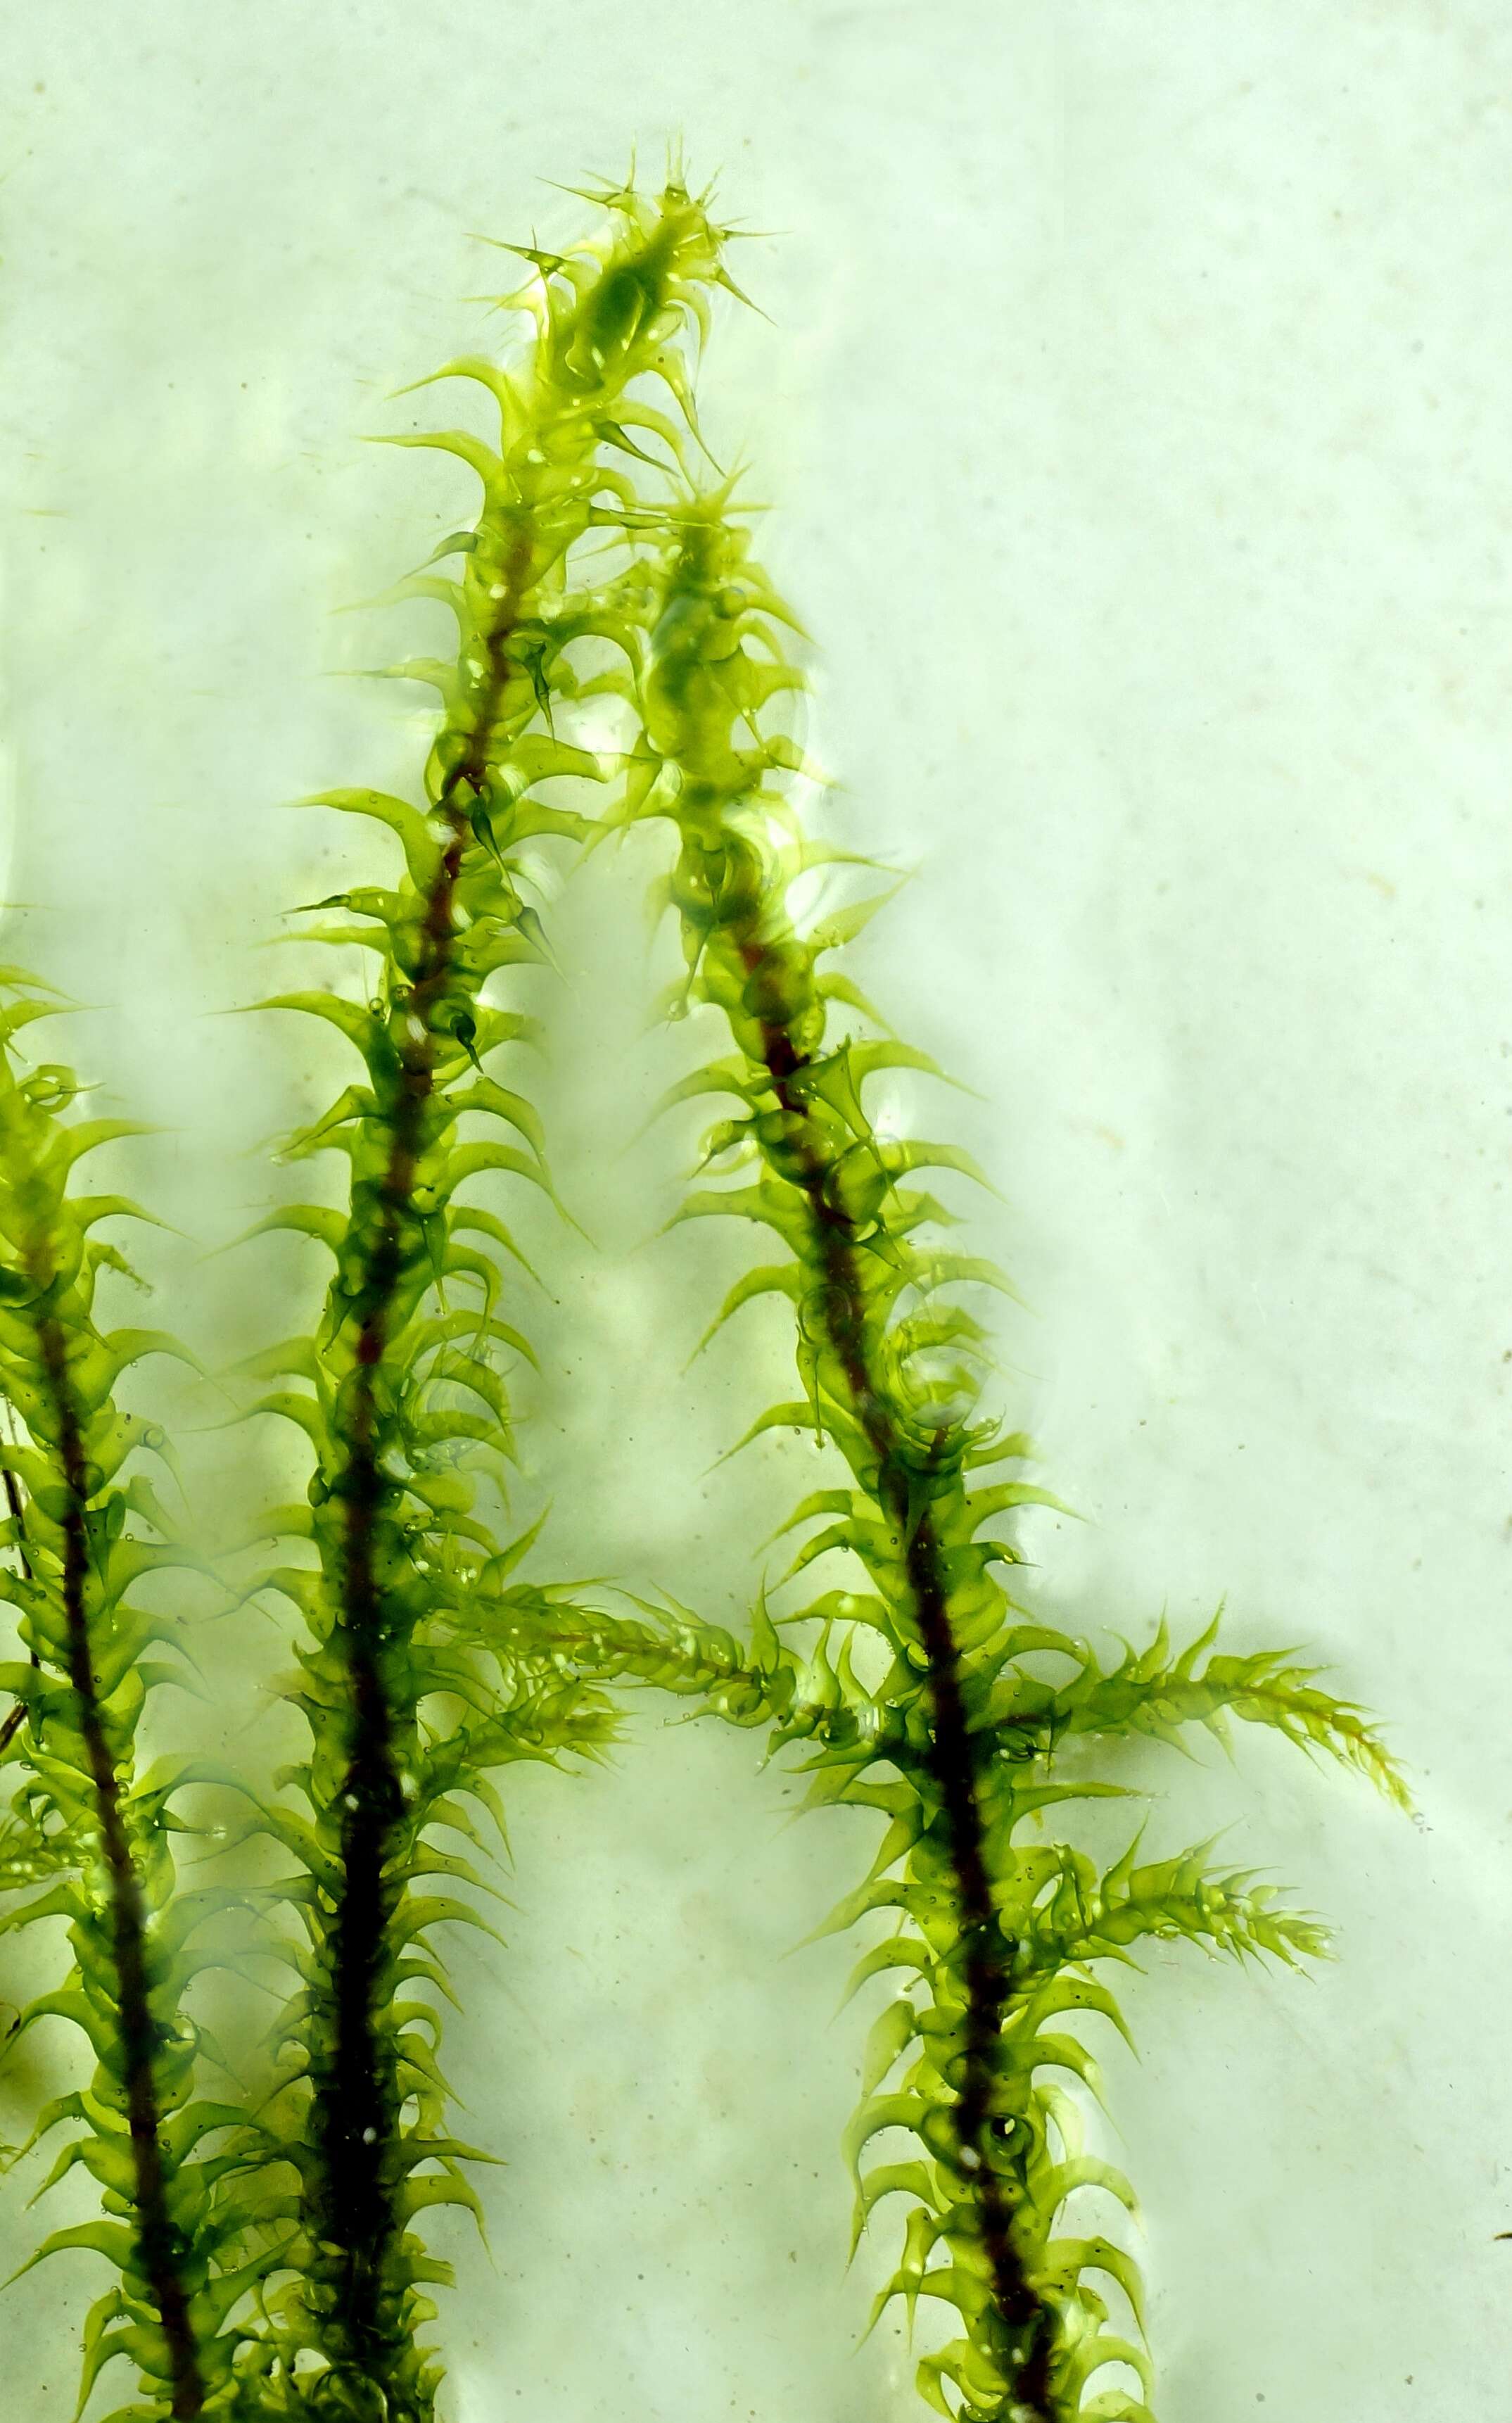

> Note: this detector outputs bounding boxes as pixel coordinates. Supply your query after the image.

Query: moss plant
[0,974,271,2421]
[232,175,751,2421]
[0,163,1406,2423]
[596,492,1410,2422]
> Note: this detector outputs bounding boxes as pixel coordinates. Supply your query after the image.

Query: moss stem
[34,1315,206,2422]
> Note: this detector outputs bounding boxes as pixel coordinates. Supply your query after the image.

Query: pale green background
[0,6,1506,2419]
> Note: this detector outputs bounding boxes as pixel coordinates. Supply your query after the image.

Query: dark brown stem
[34,1317,205,2422]
[750,978,1057,2419]
[310,537,530,2381]
[1,1407,39,1756]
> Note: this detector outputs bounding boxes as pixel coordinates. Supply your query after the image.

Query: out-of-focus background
[0,7,1508,2418]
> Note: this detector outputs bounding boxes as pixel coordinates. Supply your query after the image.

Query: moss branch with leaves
[234,176,754,2421]
[605,490,1409,2423]
[0,157,1409,2423]
[0,975,273,2422]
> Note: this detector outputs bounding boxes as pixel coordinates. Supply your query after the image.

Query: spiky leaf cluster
[238,177,748,2419]
[609,499,1408,2423]
[0,160,1410,2423]
[0,975,267,2423]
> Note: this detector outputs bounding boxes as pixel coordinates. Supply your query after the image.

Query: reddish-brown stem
[34,1317,206,2421]
[746,959,1058,2417]
[308,536,529,2384]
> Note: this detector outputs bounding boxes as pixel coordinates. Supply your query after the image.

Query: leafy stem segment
[766,1002,1059,2405]
[0,982,257,2422]
[632,503,1070,2417]
[244,177,744,2417]
[38,1309,203,2415]
[625,501,1406,2423]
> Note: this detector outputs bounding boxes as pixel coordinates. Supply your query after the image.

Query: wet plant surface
[0,167,1406,2423]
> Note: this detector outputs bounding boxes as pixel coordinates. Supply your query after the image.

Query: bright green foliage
[237,177,749,2419]
[0,160,1408,2423]
[610,497,1407,2422]
[0,1781,72,1890]
[0,976,269,2422]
